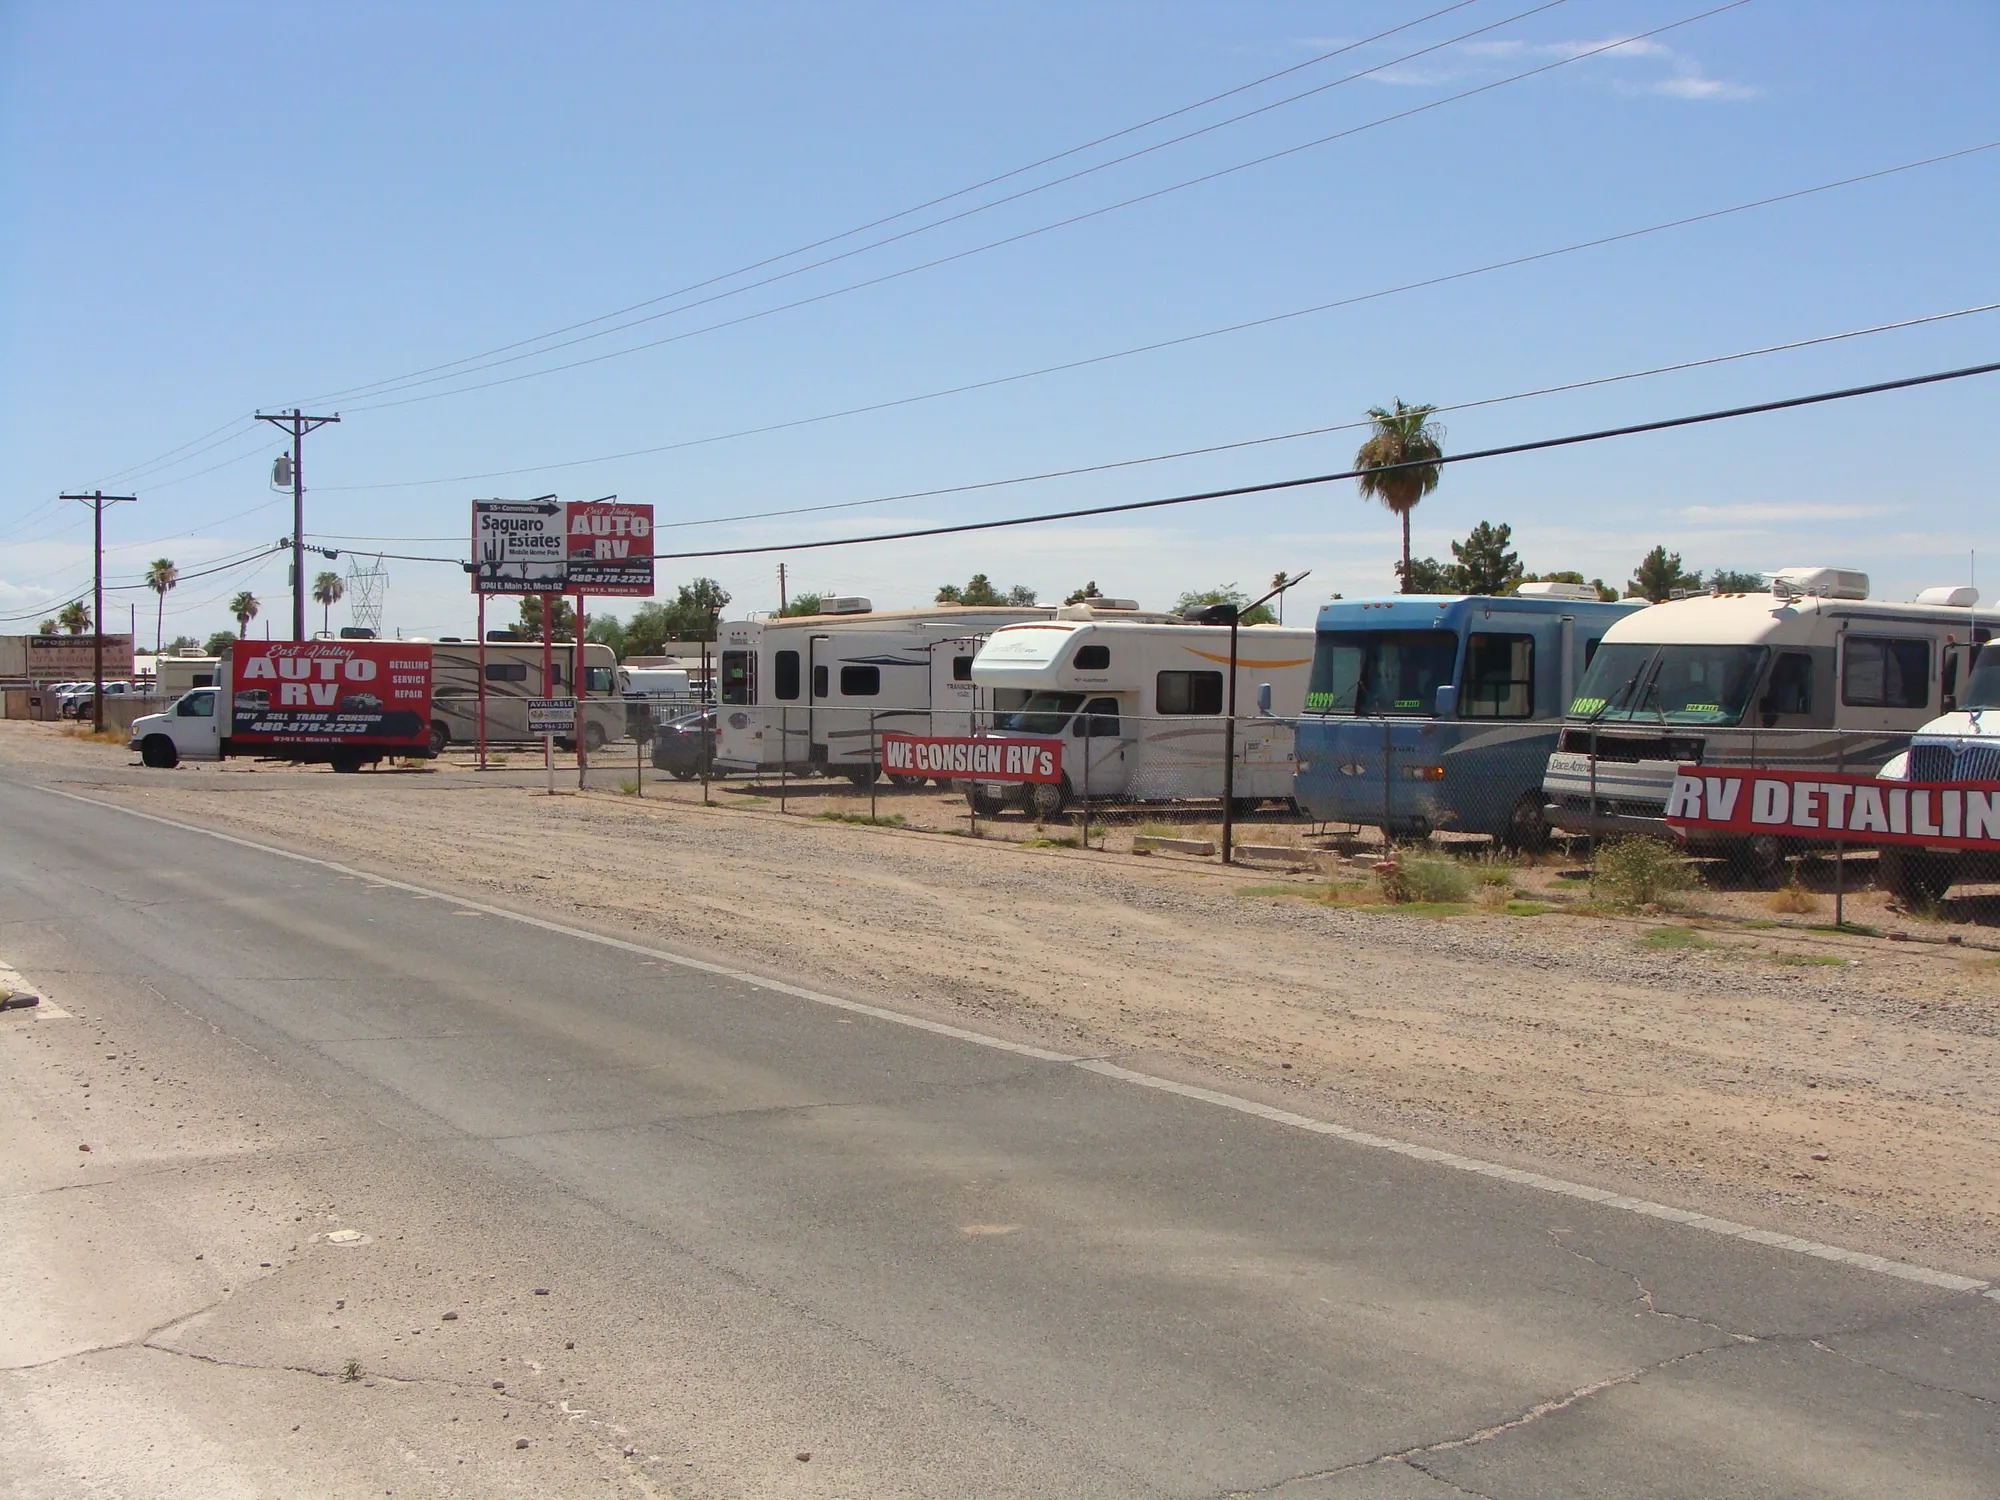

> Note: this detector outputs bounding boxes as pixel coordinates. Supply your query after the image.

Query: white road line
[33,782,1993,1298]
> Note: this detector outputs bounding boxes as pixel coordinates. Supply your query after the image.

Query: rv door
[1072,696,1128,796]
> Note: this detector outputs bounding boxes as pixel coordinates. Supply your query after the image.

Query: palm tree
[145,558,179,653]
[1270,570,1292,624]
[57,600,91,635]
[229,591,260,638]
[311,571,345,634]
[1354,400,1446,592]
[37,618,57,635]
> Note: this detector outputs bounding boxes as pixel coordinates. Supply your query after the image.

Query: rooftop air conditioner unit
[1514,581,1601,602]
[819,596,872,615]
[1914,585,1979,607]
[1769,567,1868,601]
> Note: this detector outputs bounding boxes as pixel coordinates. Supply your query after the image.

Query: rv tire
[887,774,925,789]
[1031,776,1072,818]
[583,721,608,753]
[1500,793,1551,852]
[329,750,365,774]
[1877,847,1955,907]
[1230,796,1261,818]
[1727,834,1785,884]
[427,721,450,756]
[966,784,1007,817]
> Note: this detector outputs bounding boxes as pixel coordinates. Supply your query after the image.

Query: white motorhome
[968,616,1315,814]
[1869,632,2000,904]
[713,600,1060,780]
[427,639,623,754]
[1544,569,1995,868]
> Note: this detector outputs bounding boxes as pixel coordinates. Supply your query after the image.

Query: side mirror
[1433,684,1458,718]
[1256,682,1273,716]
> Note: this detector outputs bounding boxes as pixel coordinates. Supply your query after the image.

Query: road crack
[1546,1229,1762,1342]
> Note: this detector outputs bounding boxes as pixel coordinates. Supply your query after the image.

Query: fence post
[869,712,878,823]
[1381,717,1393,856]
[636,730,643,797]
[779,706,788,814]
[1080,719,1090,851]
[700,704,711,806]
[1587,721,1600,890]
[1834,738,1846,927]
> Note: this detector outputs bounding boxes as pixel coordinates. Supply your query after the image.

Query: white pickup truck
[1871,642,2000,903]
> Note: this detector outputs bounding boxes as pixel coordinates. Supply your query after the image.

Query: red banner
[565,501,655,596]
[881,733,1063,783]
[1664,766,2000,851]
[230,641,432,750]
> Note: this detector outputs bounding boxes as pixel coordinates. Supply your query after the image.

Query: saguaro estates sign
[1664,767,2000,851]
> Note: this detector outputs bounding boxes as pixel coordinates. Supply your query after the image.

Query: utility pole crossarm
[255,408,340,641]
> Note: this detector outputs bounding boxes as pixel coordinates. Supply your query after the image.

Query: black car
[650,709,718,779]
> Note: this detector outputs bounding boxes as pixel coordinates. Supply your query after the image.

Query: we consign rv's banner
[231,641,432,751]
[1665,767,2000,851]
[881,733,1063,783]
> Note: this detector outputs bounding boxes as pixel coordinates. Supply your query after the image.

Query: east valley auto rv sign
[1665,767,2000,851]
[231,641,432,750]
[471,499,655,596]
[881,733,1062,782]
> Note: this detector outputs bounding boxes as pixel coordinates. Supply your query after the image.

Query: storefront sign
[881,733,1062,783]
[1664,766,2000,851]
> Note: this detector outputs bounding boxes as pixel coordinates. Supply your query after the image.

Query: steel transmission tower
[344,554,388,637]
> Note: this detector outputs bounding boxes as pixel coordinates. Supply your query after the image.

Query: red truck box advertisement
[230,641,432,750]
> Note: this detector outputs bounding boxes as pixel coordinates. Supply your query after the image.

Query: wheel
[1878,847,1955,906]
[1229,796,1262,818]
[1499,793,1551,852]
[140,735,178,770]
[967,784,1007,816]
[427,721,450,757]
[330,750,364,774]
[1726,834,1785,884]
[670,767,696,781]
[583,721,608,753]
[845,766,880,788]
[888,774,925,789]
[1031,775,1073,818]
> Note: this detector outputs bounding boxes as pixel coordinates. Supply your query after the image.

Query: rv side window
[1156,670,1224,715]
[485,662,528,683]
[1462,634,1533,719]
[720,650,753,705]
[839,665,880,696]
[1582,639,1601,669]
[1073,644,1110,671]
[1841,637,1929,709]
[773,650,800,701]
[952,655,974,683]
[586,667,615,694]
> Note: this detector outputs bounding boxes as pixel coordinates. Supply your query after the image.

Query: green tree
[1705,568,1767,593]
[1399,557,1457,594]
[1063,581,1104,606]
[228,591,259,637]
[1628,546,1701,603]
[1354,399,1445,592]
[164,634,201,654]
[516,594,576,639]
[145,558,178,653]
[1450,521,1523,596]
[585,613,627,657]
[936,574,1035,606]
[203,630,238,657]
[310,571,345,634]
[57,600,91,634]
[1517,570,1617,602]
[664,577,731,636]
[1172,585,1275,626]
[777,593,824,617]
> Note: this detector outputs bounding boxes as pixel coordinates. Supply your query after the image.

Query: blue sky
[3,0,1996,643]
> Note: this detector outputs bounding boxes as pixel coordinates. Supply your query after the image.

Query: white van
[1870,638,2000,903]
[1544,569,1995,868]
[968,616,1315,814]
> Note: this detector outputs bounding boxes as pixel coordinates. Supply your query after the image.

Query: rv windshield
[1306,630,1457,716]
[995,691,1084,736]
[1958,644,2000,711]
[1570,643,1770,725]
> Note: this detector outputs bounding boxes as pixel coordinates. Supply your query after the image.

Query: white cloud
[1646,73,1758,101]
[1371,33,1751,100]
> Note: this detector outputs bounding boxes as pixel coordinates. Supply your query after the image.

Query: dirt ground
[9,721,1998,1277]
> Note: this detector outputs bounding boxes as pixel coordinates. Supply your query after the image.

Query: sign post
[527,698,574,795]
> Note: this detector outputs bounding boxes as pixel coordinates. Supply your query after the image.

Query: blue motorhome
[1294,588,1643,846]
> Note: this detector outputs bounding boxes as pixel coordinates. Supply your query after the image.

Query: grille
[1909,741,2000,782]
[1910,744,1953,781]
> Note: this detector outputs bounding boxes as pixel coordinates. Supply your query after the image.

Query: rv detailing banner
[26,634,135,681]
[230,641,433,750]
[565,501,655,595]
[881,733,1063,783]
[1664,767,2000,851]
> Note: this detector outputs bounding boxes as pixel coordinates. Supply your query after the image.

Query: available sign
[231,641,432,750]
[525,697,577,735]
[1664,767,2000,851]
[472,500,568,595]
[565,501,654,595]
[881,733,1062,783]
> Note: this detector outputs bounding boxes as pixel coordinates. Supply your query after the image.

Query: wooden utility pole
[255,408,340,640]
[58,491,136,734]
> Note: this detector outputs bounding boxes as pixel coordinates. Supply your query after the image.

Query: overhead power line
[291,0,1499,407]
[345,2,1752,414]
[321,142,2000,494]
[326,0,1584,409]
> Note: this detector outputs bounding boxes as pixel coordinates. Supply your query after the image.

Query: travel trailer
[1293,587,1643,846]
[967,615,1315,814]
[1543,569,1995,868]
[713,601,1059,779]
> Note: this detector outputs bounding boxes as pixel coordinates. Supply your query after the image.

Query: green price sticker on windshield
[1305,691,1335,711]
[1395,698,1420,709]
[1684,702,1719,713]
[1569,696,1606,716]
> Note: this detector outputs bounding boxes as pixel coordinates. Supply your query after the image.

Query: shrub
[1593,838,1695,909]
[1377,851,1474,904]
[1767,877,1821,915]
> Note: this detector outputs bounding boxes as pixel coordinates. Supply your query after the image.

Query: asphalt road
[1,769,1994,1498]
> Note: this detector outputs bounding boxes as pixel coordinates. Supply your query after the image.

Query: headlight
[1401,764,1446,781]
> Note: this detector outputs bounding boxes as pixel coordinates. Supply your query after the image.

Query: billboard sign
[230,640,432,751]
[565,501,655,595]
[472,500,568,595]
[1664,766,2000,852]
[25,634,135,681]
[881,733,1063,783]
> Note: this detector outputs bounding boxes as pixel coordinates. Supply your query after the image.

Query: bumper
[1546,796,1669,839]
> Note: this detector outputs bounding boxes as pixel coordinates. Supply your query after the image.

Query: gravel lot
[9,721,1996,1276]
